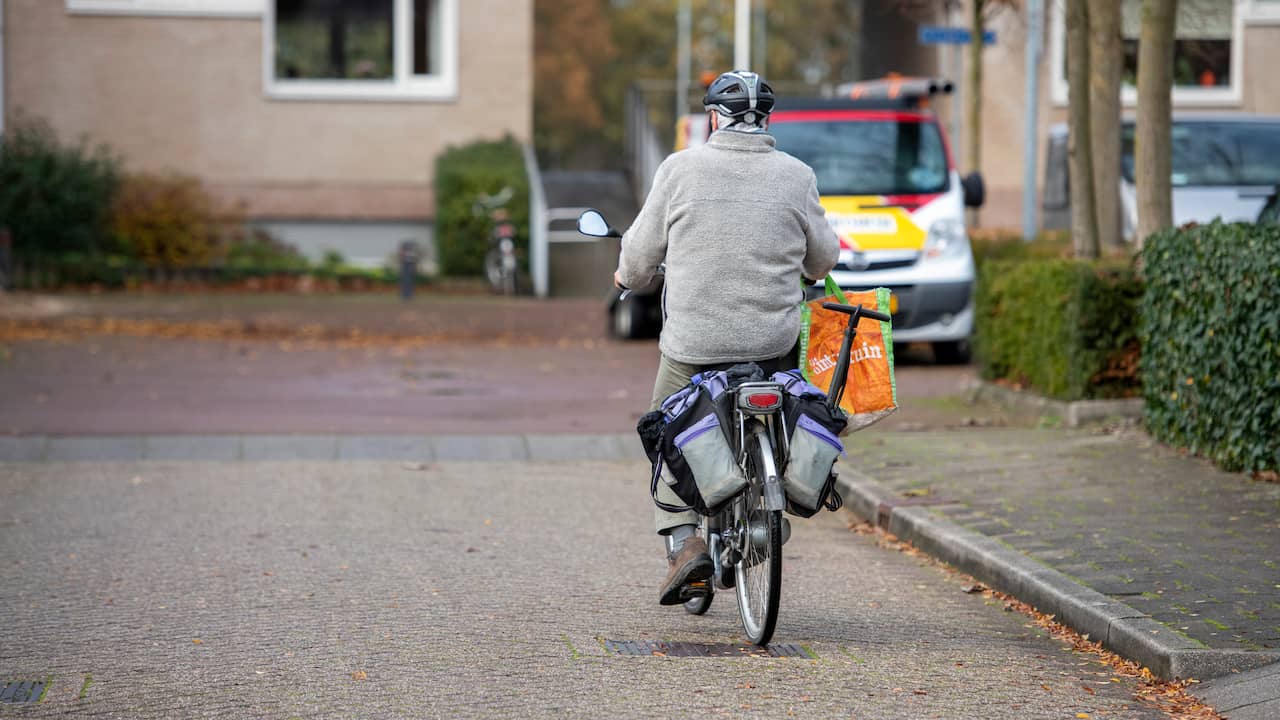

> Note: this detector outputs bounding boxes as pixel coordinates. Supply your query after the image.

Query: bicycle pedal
[680,580,710,599]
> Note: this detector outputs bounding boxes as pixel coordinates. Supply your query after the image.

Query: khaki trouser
[648,350,797,534]
[650,355,707,534]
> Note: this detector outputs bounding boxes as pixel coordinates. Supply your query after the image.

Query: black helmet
[703,70,775,121]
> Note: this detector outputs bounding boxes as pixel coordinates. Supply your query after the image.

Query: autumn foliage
[110,172,231,268]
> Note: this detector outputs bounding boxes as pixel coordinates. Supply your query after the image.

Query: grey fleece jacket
[617,130,840,365]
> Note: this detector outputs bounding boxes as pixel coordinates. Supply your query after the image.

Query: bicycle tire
[682,587,713,615]
[734,435,782,645]
[683,514,717,615]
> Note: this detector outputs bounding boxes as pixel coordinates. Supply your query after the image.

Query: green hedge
[976,258,1142,401]
[0,116,121,257]
[433,136,529,277]
[1140,221,1280,473]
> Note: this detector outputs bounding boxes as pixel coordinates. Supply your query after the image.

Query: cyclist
[614,70,840,605]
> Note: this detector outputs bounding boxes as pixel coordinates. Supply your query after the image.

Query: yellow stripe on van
[819,196,927,251]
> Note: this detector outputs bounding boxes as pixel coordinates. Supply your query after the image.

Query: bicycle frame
[707,386,790,589]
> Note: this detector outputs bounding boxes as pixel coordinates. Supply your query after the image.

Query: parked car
[1043,114,1280,237]
[611,77,983,365]
[771,78,984,363]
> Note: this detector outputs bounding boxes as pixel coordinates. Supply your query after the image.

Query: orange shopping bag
[798,277,897,432]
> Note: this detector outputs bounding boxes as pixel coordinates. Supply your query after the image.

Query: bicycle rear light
[740,391,783,412]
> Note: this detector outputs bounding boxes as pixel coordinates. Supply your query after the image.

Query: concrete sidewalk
[834,427,1280,715]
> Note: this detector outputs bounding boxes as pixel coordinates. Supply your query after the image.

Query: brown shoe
[658,536,713,606]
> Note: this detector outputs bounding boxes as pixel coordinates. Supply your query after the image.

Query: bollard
[398,240,420,301]
[0,228,11,291]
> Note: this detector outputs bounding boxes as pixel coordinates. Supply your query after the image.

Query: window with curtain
[1120,0,1233,88]
[268,0,451,98]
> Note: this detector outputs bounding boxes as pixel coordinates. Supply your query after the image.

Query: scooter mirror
[577,209,619,238]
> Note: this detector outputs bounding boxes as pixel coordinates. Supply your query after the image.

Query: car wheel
[932,340,971,365]
[612,295,645,339]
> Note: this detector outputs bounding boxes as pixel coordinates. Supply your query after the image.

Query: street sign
[918,25,996,45]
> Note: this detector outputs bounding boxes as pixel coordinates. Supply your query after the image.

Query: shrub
[0,116,121,257]
[433,136,528,276]
[970,229,1073,266]
[976,258,1142,401]
[1141,221,1280,473]
[224,229,308,272]
[111,172,235,268]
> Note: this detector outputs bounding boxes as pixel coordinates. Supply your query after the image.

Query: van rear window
[1121,122,1280,187]
[769,119,949,196]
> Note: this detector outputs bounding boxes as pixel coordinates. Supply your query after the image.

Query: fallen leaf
[1041,684,1051,692]
[1076,714,1090,719]
[912,690,927,695]
[351,670,368,681]
[192,638,203,645]
[1081,686,1096,695]
[961,583,986,594]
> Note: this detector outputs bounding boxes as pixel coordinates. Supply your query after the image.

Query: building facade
[944,0,1280,229]
[0,0,532,268]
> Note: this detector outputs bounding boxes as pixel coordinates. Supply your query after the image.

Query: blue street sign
[917,25,996,45]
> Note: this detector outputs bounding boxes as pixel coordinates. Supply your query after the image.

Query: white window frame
[66,0,263,17]
[1050,0,1245,108]
[1242,0,1280,23]
[263,0,458,102]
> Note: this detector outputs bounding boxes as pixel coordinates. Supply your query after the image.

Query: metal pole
[753,0,766,76]
[0,0,6,136]
[734,0,750,70]
[947,4,962,164]
[676,0,691,122]
[1022,0,1044,240]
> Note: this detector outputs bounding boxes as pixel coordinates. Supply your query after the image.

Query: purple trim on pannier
[661,384,701,420]
[797,414,844,454]
[673,412,720,448]
[771,370,827,398]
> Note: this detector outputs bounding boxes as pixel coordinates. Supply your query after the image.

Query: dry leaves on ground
[0,317,555,350]
[847,519,1222,720]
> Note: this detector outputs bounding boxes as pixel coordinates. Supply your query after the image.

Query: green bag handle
[823,276,849,305]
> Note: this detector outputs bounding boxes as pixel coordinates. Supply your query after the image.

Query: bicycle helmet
[702,70,775,123]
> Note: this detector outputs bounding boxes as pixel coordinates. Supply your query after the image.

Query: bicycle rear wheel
[733,476,782,644]
[683,515,716,615]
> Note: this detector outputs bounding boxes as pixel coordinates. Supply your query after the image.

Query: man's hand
[614,270,626,290]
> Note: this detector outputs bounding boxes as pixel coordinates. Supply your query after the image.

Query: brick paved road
[0,460,1164,718]
[847,429,1280,654]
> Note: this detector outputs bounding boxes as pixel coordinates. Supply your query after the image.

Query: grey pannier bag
[771,370,848,518]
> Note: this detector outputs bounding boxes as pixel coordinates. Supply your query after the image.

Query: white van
[1043,114,1280,236]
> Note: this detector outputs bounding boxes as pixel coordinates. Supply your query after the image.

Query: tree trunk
[965,0,984,228]
[1088,0,1123,250]
[1066,0,1099,258]
[1136,0,1178,247]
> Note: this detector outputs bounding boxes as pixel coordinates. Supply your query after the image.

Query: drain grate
[0,680,46,703]
[602,640,814,658]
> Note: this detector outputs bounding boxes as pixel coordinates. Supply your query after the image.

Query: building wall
[963,4,1280,230]
[3,0,532,222]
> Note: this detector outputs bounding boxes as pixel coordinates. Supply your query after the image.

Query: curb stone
[835,465,1280,681]
[967,380,1144,427]
[0,434,640,464]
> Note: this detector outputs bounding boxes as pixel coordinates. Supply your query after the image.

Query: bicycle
[473,187,518,295]
[676,298,888,644]
[576,208,890,645]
